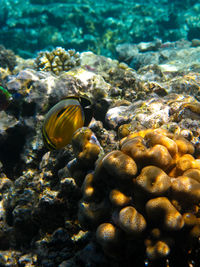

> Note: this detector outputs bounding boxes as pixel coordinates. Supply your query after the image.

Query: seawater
[0,0,199,58]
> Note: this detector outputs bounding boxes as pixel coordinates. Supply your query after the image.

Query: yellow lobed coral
[72,127,102,168]
[77,128,200,262]
[67,127,103,187]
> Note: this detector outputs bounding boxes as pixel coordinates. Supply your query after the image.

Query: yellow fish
[42,96,92,150]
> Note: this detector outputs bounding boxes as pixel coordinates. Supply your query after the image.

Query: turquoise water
[0,0,199,58]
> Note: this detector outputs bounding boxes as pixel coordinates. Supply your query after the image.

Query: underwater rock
[32,188,65,232]
[0,111,18,131]
[18,253,37,266]
[105,106,130,129]
[35,227,74,266]
[117,40,200,73]
[137,39,162,52]
[192,38,200,47]
[106,94,200,144]
[59,241,107,267]
[0,250,21,266]
[0,45,17,71]
[116,43,139,64]
[106,96,171,130]
[89,119,117,153]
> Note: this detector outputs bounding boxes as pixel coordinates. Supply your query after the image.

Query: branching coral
[35,47,81,75]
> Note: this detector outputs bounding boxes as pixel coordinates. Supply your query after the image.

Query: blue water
[0,0,199,58]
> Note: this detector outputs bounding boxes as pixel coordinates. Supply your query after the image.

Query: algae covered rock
[0,45,17,71]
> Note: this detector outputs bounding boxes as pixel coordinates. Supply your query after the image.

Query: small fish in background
[42,95,93,150]
[0,86,12,111]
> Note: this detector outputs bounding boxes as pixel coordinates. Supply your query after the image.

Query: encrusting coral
[35,47,81,75]
[77,128,200,263]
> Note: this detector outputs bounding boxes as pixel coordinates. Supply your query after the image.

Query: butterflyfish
[42,96,92,150]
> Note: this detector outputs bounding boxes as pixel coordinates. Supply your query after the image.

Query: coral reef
[0,47,199,266]
[35,47,81,75]
[78,128,200,264]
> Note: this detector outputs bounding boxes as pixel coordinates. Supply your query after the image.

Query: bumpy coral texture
[67,127,102,186]
[78,128,200,261]
[35,47,81,75]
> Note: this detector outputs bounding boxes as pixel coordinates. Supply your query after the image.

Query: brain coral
[77,128,200,264]
[35,47,81,75]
